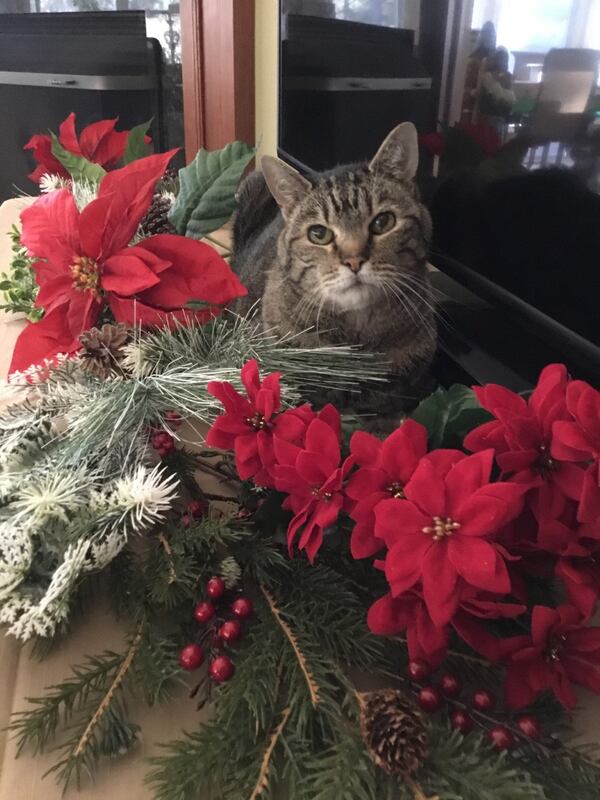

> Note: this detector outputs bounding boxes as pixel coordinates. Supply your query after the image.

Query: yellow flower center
[70,255,101,297]
[387,482,405,499]
[422,516,461,541]
[245,412,267,430]
[312,487,333,501]
[546,634,567,663]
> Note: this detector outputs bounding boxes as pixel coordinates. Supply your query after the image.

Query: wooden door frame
[180,0,255,162]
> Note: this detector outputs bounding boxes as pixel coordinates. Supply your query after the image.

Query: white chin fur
[325,280,376,311]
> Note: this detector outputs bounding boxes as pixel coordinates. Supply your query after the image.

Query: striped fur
[231,124,437,412]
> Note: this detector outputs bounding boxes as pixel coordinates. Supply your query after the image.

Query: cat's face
[262,123,431,313]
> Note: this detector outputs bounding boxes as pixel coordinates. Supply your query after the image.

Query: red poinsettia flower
[346,419,428,559]
[24,113,147,183]
[552,379,600,523]
[368,585,524,666]
[9,152,247,375]
[464,364,585,521]
[206,360,311,486]
[419,132,446,157]
[502,605,600,709]
[556,556,600,619]
[274,409,352,562]
[456,120,501,156]
[377,449,525,626]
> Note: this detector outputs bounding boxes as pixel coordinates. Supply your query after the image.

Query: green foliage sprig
[0,226,42,321]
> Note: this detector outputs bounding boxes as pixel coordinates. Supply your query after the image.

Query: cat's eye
[307,224,335,245]
[370,212,396,235]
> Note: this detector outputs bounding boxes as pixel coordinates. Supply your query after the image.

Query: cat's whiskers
[382,277,437,339]
[374,276,425,332]
[291,289,321,328]
[383,271,439,320]
[394,272,454,331]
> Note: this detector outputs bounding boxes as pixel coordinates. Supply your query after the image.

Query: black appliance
[0,12,164,200]
[279,13,432,170]
[276,4,600,393]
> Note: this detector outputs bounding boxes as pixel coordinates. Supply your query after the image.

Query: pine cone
[141,192,176,235]
[79,323,130,377]
[359,689,429,776]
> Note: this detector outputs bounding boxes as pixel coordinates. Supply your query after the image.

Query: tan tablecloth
[0,198,599,798]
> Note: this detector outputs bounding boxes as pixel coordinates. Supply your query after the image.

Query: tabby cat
[232,123,437,412]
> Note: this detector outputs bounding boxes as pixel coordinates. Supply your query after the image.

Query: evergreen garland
[3,321,600,800]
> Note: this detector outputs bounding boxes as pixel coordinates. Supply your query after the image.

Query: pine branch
[248,706,291,800]
[72,626,142,757]
[424,726,547,800]
[260,584,320,708]
[158,532,177,584]
[9,650,125,755]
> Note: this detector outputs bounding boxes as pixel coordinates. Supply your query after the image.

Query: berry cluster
[150,410,183,458]
[151,430,175,458]
[406,660,541,751]
[178,576,254,686]
[181,498,207,528]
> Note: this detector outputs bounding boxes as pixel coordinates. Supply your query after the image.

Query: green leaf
[169,140,255,238]
[50,133,106,183]
[123,119,153,165]
[411,384,492,449]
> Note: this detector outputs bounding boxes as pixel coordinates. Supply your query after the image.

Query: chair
[525,48,599,168]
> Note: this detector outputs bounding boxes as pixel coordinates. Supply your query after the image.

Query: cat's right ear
[261,156,311,217]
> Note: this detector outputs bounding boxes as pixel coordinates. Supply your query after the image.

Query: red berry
[417,686,443,713]
[488,725,513,750]
[194,600,215,624]
[164,410,182,427]
[219,619,242,643]
[472,689,495,711]
[406,660,430,683]
[206,576,226,599]
[517,715,541,739]
[440,673,463,698]
[152,431,174,449]
[231,597,253,619]
[188,499,206,519]
[181,513,191,528]
[209,655,235,683]
[179,643,205,671]
[450,709,475,734]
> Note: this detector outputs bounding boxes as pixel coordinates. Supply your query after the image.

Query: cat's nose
[341,256,366,274]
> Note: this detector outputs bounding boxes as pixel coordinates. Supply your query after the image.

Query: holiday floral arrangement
[1,114,600,800]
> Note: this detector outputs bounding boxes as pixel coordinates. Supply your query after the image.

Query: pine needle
[260,585,320,708]
[73,626,143,757]
[158,533,177,584]
[248,706,291,800]
[405,776,440,800]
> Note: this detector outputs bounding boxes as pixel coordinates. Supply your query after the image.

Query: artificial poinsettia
[9,152,247,375]
[274,408,352,563]
[368,585,525,666]
[502,604,600,709]
[206,360,312,486]
[465,364,586,521]
[24,112,146,183]
[556,555,600,619]
[346,419,429,559]
[552,379,600,523]
[377,449,525,626]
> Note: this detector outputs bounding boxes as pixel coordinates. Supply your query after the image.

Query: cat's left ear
[261,156,311,218]
[369,122,419,180]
